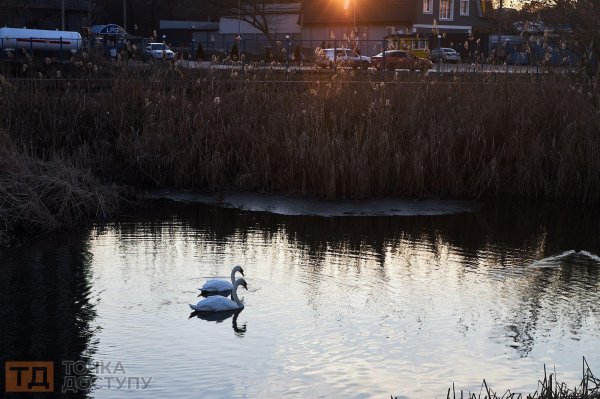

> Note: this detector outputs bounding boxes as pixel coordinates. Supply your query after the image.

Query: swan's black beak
[240,269,245,276]
[243,283,248,290]
[197,292,203,297]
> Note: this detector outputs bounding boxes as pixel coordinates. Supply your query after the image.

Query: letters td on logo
[5,361,54,392]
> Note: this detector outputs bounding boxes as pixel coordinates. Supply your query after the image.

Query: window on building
[439,0,453,20]
[414,39,428,50]
[460,0,469,15]
[423,0,433,14]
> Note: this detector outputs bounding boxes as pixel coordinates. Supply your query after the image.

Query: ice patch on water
[145,190,481,217]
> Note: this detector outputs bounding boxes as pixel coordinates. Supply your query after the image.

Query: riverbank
[0,140,124,245]
[0,67,599,242]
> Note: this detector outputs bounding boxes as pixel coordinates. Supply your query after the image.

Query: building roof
[91,24,126,35]
[302,0,414,25]
[159,20,219,30]
[221,2,302,18]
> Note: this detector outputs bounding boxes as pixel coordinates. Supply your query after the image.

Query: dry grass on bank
[0,137,123,245]
[439,359,600,399]
[1,67,600,202]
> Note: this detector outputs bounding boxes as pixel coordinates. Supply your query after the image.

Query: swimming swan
[199,265,244,296]
[190,278,248,312]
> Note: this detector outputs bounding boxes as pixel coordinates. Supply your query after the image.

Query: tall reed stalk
[438,358,600,399]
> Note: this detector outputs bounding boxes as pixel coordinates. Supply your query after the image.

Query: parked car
[143,43,176,61]
[315,48,371,69]
[429,47,461,63]
[371,50,433,71]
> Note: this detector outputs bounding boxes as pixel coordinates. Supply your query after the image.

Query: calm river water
[1,196,600,398]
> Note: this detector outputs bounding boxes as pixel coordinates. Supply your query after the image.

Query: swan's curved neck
[231,279,244,307]
[230,268,236,284]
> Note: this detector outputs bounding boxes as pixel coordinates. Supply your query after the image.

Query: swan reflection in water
[189,309,247,335]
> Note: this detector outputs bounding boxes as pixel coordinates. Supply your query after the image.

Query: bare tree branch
[206,0,275,42]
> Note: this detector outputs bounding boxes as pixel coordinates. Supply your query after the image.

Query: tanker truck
[0,27,83,54]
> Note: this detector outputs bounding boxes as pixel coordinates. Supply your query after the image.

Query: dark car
[371,50,433,71]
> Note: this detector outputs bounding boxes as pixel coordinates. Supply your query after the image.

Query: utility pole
[88,0,92,30]
[272,0,277,40]
[123,0,127,31]
[353,0,356,31]
[61,0,65,30]
[496,0,503,61]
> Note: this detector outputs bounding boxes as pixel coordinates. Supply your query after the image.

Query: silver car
[429,47,461,63]
[315,48,371,69]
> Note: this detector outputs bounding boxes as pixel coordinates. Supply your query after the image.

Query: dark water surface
[2,198,600,398]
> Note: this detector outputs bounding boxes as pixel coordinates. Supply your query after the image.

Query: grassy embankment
[0,64,599,241]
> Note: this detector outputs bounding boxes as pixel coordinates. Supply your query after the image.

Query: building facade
[412,0,490,56]
[1,0,91,31]
[412,0,488,34]
[300,0,489,56]
[301,0,415,56]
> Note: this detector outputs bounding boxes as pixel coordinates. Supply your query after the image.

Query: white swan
[199,265,244,296]
[190,278,248,312]
[528,249,600,268]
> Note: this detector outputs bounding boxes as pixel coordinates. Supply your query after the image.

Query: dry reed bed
[0,133,123,245]
[440,358,600,399]
[1,69,599,202]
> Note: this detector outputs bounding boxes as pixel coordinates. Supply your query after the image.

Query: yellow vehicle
[384,33,430,59]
